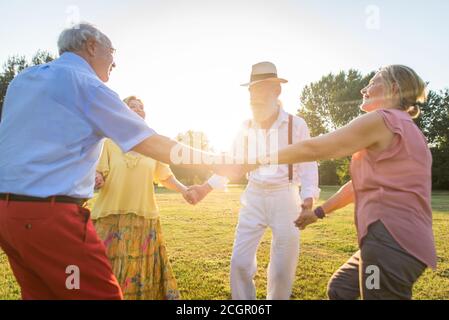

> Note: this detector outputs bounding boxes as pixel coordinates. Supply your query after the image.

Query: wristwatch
[314,206,326,219]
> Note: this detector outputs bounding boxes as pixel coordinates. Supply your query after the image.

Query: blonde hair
[380,65,427,119]
[123,96,144,107]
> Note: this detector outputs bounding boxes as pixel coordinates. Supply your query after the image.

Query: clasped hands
[184,188,321,231]
[181,183,213,206]
[95,170,211,206]
[96,167,319,227]
[294,198,318,230]
[182,162,257,206]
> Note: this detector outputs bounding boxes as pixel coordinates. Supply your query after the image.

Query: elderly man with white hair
[0,23,242,300]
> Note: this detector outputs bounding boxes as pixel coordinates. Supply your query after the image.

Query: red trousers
[0,199,123,300]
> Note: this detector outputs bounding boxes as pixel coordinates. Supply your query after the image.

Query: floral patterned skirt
[93,213,180,300]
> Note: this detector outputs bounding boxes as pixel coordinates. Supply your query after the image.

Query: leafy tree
[416,89,449,149]
[416,89,449,189]
[298,69,374,185]
[317,160,339,185]
[299,69,375,136]
[170,130,213,185]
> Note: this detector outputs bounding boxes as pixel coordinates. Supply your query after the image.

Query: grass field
[1,186,448,300]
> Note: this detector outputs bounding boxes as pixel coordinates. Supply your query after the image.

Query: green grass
[1,186,448,300]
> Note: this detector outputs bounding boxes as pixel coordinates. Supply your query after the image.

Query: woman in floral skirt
[92,96,193,300]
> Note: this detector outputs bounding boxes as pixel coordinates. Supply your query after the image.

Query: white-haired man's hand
[185,183,213,205]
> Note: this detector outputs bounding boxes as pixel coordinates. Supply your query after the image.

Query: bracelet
[314,206,326,219]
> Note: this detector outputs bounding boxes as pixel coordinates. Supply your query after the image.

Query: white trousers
[230,182,302,300]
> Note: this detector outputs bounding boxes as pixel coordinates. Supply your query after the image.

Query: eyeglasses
[84,39,117,56]
[98,40,116,56]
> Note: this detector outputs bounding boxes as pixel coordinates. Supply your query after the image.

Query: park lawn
[1,186,448,300]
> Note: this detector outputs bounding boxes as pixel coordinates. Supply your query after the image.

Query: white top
[208,108,320,201]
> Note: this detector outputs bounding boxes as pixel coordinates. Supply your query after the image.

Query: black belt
[0,193,87,206]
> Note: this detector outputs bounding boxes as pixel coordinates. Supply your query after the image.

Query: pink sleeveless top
[350,108,437,269]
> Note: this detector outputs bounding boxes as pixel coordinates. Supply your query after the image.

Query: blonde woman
[92,96,194,300]
[268,65,436,299]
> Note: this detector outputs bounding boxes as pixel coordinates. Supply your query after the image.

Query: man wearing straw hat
[188,62,320,300]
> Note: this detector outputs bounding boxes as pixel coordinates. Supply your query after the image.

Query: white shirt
[208,108,320,201]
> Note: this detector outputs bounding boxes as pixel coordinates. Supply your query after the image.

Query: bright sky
[1,0,448,151]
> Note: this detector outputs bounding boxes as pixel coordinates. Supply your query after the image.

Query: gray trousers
[327,220,427,300]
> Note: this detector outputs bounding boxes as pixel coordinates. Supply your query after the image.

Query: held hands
[181,186,197,205]
[182,183,213,205]
[294,198,318,230]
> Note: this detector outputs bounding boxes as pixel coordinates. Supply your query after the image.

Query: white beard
[251,102,278,123]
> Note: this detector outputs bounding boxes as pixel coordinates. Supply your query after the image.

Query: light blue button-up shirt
[0,52,155,198]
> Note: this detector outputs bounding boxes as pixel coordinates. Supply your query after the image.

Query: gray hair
[57,22,110,55]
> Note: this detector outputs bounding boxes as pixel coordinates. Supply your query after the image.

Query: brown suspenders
[246,113,294,182]
[288,114,293,182]
[245,120,252,180]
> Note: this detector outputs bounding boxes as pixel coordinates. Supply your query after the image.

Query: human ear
[85,38,97,57]
[391,81,400,96]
